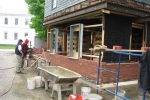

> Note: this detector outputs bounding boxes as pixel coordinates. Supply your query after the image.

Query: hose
[0,67,15,70]
[0,67,16,97]
[0,46,46,97]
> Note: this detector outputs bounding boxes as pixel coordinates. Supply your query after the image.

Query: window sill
[68,57,78,60]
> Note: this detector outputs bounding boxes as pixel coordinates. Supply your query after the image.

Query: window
[4,18,8,24]
[25,18,29,25]
[69,24,83,59]
[14,33,18,40]
[50,28,58,54]
[4,32,7,40]
[25,33,28,37]
[15,18,18,25]
[52,0,57,8]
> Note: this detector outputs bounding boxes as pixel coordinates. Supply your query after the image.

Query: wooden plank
[102,16,104,45]
[73,26,79,31]
[70,6,75,12]
[82,54,99,58]
[84,24,103,28]
[89,48,145,52]
[74,4,81,10]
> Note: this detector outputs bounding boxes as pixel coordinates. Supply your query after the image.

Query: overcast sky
[0,0,28,14]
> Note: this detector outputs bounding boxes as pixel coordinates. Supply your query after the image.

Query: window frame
[15,18,18,25]
[25,18,29,25]
[14,33,18,40]
[4,18,8,25]
[24,33,28,37]
[50,28,58,54]
[52,0,57,9]
[69,24,83,59]
[4,32,7,40]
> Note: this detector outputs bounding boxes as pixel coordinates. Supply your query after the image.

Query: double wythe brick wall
[44,52,139,83]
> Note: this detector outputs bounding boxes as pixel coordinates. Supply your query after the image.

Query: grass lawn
[0,44,15,49]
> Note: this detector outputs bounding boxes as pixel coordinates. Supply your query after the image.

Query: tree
[25,0,46,39]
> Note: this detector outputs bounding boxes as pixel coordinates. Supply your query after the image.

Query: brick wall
[43,52,139,83]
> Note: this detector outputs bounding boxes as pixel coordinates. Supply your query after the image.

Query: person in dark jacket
[15,39,23,73]
[138,48,150,95]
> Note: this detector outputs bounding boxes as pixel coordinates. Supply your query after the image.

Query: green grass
[0,44,15,49]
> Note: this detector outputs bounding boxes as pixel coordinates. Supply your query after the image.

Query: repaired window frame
[50,28,58,54]
[69,23,83,59]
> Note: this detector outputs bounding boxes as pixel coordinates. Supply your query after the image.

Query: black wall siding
[102,14,132,62]
[146,23,150,47]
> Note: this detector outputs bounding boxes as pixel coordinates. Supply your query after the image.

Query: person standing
[21,39,32,68]
[15,39,23,73]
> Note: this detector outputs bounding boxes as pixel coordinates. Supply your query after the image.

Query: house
[0,12,36,47]
[43,0,150,83]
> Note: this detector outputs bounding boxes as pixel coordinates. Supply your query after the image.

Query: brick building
[43,0,150,83]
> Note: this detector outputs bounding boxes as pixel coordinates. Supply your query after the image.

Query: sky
[0,0,28,14]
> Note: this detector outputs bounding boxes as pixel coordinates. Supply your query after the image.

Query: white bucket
[27,78,35,90]
[34,76,42,88]
[86,94,102,100]
[81,87,91,100]
[114,89,126,100]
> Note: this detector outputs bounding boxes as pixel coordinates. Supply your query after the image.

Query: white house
[0,0,36,47]
[0,13,36,47]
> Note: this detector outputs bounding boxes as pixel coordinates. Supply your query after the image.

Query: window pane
[52,0,57,8]
[4,18,8,24]
[25,33,28,37]
[4,32,7,39]
[14,33,18,40]
[15,18,18,25]
[25,18,28,25]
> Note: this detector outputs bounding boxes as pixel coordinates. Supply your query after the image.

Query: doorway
[130,27,143,61]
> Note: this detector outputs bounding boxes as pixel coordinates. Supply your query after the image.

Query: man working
[15,39,23,73]
[21,39,32,68]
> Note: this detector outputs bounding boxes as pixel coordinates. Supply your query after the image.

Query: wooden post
[47,27,50,51]
[63,33,67,52]
[145,23,147,46]
[101,14,105,61]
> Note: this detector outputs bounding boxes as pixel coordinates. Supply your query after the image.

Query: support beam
[133,17,150,23]
[43,2,107,26]
[47,28,50,50]
[84,24,103,28]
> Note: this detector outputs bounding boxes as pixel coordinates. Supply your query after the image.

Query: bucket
[27,78,35,90]
[68,94,82,100]
[34,76,42,88]
[81,87,91,100]
[86,94,102,100]
[114,89,126,100]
